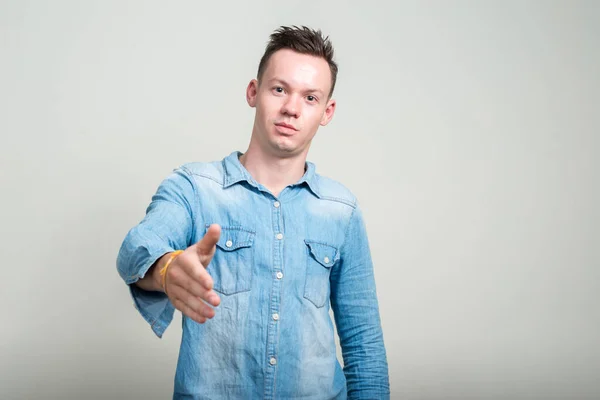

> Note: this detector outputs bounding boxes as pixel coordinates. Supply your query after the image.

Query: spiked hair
[257,25,338,98]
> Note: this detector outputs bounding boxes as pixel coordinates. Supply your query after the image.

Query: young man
[117,26,390,399]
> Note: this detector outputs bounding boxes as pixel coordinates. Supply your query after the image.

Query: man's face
[247,49,336,158]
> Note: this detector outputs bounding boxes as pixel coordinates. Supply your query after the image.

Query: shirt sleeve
[330,204,391,399]
[116,166,197,338]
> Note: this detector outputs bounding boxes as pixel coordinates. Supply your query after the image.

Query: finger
[178,290,216,319]
[170,273,221,308]
[172,297,207,324]
[205,290,221,307]
[196,224,221,261]
[180,278,221,307]
[170,252,214,290]
[170,285,215,319]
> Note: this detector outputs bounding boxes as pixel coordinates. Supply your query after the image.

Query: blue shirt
[117,151,390,399]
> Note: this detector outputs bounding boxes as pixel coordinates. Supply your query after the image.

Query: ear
[246,79,259,108]
[320,98,336,126]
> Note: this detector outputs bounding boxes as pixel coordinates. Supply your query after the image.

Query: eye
[273,86,284,94]
[306,95,317,103]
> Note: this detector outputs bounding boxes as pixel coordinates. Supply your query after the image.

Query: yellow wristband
[159,250,184,293]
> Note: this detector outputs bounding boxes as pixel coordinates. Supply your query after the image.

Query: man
[117,25,390,399]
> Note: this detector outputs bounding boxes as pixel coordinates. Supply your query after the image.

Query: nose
[281,94,300,118]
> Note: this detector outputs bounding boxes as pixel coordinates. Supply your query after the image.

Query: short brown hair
[257,25,338,98]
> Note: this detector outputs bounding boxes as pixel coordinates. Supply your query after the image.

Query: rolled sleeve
[330,205,391,398]
[116,166,196,338]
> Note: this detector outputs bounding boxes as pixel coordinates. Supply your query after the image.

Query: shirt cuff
[123,248,176,338]
[129,283,175,338]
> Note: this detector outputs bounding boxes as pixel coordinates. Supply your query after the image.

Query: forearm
[332,205,390,397]
[134,253,171,292]
[115,167,196,337]
[340,321,389,397]
[333,285,390,397]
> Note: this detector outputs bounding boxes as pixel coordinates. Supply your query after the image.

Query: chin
[269,133,294,149]
[274,143,297,154]
[266,140,299,156]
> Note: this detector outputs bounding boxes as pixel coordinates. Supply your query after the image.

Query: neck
[239,146,307,198]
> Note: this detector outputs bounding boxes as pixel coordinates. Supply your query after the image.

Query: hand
[163,224,222,324]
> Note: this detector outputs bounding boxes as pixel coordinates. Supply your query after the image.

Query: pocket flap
[304,240,339,268]
[207,225,255,251]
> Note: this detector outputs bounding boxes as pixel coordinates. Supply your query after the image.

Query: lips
[275,122,298,131]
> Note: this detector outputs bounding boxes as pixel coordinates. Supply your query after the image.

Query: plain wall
[1,0,598,399]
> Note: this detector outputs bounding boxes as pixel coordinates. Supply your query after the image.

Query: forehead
[262,49,332,93]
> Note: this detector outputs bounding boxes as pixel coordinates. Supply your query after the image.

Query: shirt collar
[222,151,321,198]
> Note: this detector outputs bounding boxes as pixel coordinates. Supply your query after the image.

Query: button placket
[265,197,283,391]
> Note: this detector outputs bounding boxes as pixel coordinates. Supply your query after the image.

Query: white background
[1,1,598,399]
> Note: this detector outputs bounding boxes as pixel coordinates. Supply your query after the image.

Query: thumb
[196,224,221,265]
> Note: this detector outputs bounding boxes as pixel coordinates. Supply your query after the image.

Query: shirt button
[324,256,330,263]
[225,240,233,248]
[276,272,283,279]
[272,313,279,321]
[276,233,283,240]
[274,201,280,208]
[269,357,277,365]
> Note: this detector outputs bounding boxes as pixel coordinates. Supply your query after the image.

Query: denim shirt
[117,151,390,399]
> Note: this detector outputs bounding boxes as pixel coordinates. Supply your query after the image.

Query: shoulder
[314,173,358,209]
[177,160,224,186]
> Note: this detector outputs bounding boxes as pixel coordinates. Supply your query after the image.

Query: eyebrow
[267,78,325,96]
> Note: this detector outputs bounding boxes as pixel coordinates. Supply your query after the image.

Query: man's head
[257,26,338,99]
[246,26,338,159]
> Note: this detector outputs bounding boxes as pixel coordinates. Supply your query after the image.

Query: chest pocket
[304,240,339,308]
[206,226,255,295]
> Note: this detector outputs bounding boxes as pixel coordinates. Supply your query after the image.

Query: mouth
[274,122,298,131]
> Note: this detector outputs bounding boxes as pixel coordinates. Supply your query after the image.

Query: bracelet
[159,250,184,293]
